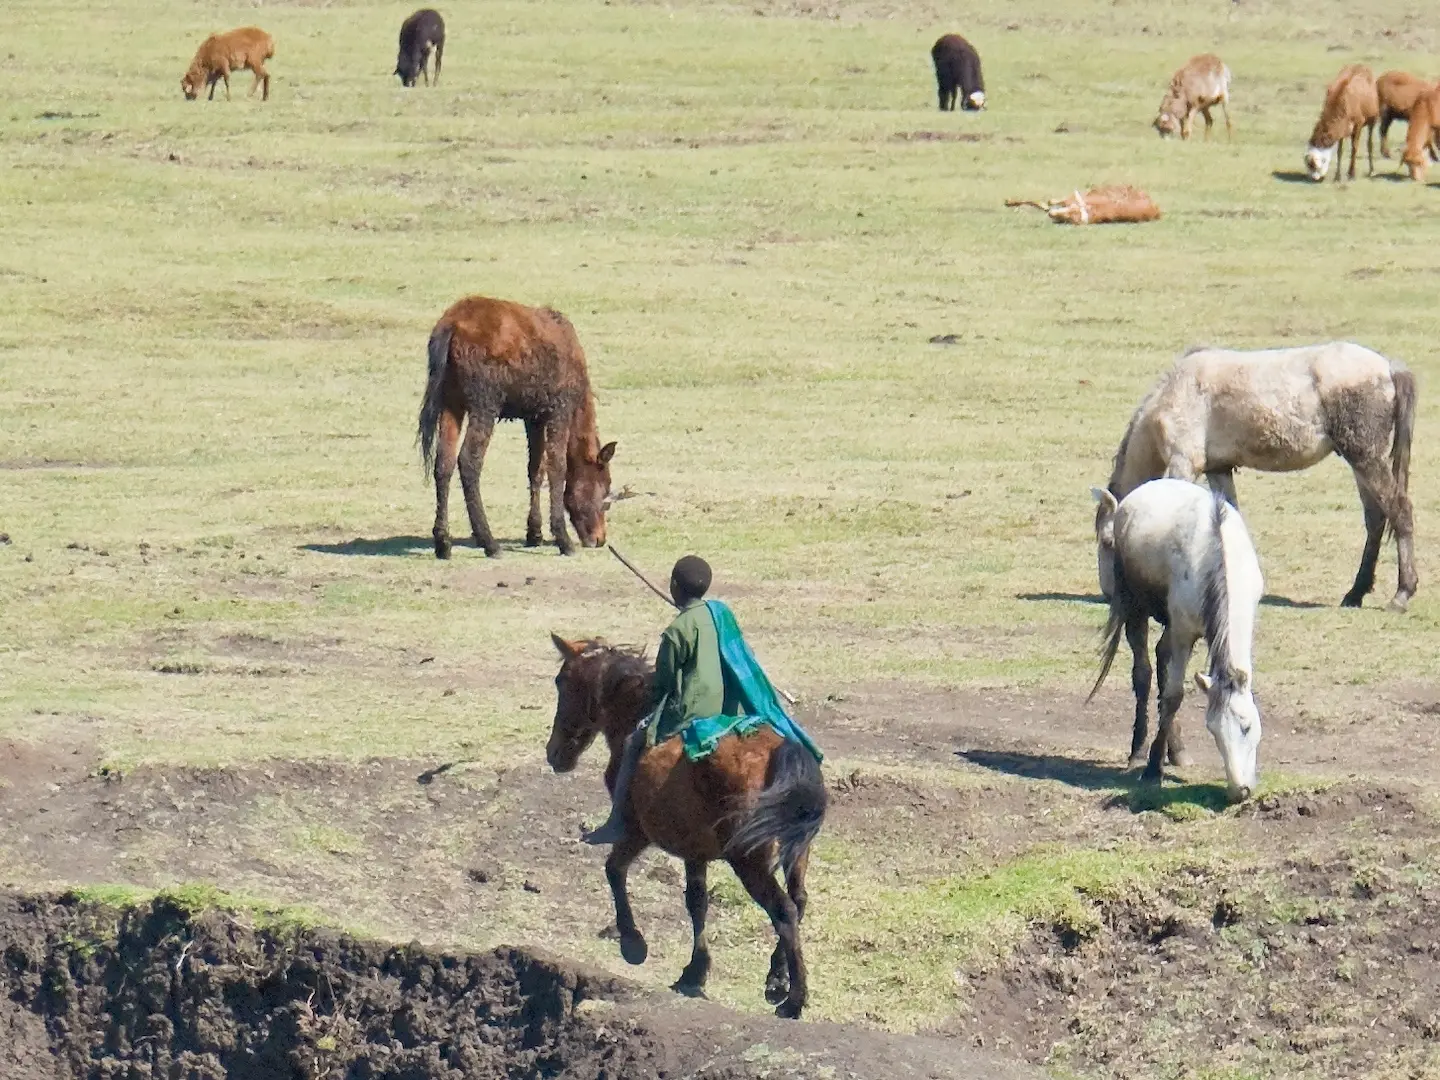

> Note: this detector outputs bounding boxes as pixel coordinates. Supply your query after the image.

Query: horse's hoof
[774,998,803,1020]
[1167,752,1194,769]
[1387,596,1411,614]
[557,542,577,557]
[482,544,502,558]
[434,537,452,560]
[1340,593,1364,609]
[671,980,707,999]
[1127,754,1148,769]
[619,933,648,966]
[764,978,788,1006]
[1140,768,1163,787]
[524,534,543,548]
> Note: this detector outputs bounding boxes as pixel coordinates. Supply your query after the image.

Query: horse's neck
[566,392,600,462]
[1215,513,1259,674]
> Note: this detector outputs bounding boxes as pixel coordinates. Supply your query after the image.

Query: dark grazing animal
[396,8,445,87]
[181,27,274,102]
[548,636,827,1019]
[931,33,985,112]
[417,296,616,559]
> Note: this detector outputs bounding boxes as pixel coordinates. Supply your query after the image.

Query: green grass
[64,881,329,936]
[5,0,1440,1070]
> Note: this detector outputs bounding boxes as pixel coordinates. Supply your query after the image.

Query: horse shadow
[1270,170,1317,184]
[1260,594,1325,610]
[958,748,1230,814]
[302,535,555,557]
[302,535,434,557]
[1015,591,1107,605]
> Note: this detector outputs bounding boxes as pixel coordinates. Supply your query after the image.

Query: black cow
[931,33,985,112]
[396,9,445,87]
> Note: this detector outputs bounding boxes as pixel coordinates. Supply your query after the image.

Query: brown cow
[417,297,616,559]
[181,27,275,102]
[1304,64,1379,182]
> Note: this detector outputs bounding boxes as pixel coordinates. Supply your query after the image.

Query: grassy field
[5,0,1440,1074]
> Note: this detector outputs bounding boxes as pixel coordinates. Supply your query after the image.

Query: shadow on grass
[303,535,434,556]
[1271,170,1318,184]
[1015,591,1107,605]
[959,748,1231,815]
[1261,593,1326,610]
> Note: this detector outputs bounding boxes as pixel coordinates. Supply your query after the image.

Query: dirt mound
[0,890,1037,1080]
[937,851,1440,1077]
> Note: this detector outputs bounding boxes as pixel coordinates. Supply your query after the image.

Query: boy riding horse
[584,554,819,845]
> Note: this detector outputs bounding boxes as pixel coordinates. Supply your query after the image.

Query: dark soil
[0,890,1036,1080]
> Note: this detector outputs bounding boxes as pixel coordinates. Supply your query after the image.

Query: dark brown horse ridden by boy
[547,556,826,1019]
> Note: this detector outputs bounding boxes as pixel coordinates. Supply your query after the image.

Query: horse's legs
[421,50,430,86]
[673,859,711,996]
[605,831,651,966]
[1342,458,1417,611]
[1367,121,1376,176]
[434,40,443,83]
[1222,98,1232,140]
[1380,113,1394,159]
[731,852,807,1019]
[1201,106,1213,140]
[1145,628,1193,781]
[457,410,500,557]
[1125,613,1151,768]
[542,418,577,556]
[1206,469,1239,509]
[431,408,462,559]
[523,419,545,547]
[764,848,810,1005]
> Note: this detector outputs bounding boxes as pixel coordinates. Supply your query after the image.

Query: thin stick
[607,544,798,707]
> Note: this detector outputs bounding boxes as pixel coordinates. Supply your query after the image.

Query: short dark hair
[671,555,712,600]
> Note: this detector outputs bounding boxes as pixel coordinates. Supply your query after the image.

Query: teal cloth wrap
[674,600,825,764]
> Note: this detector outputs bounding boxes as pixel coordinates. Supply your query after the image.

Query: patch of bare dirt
[936,851,1440,1078]
[0,890,1036,1080]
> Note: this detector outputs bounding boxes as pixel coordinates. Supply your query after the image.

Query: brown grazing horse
[181,27,275,102]
[417,297,616,559]
[546,636,827,1019]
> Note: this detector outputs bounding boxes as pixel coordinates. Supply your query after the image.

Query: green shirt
[651,599,726,740]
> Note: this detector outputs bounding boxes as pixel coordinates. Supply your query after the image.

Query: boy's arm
[652,625,684,710]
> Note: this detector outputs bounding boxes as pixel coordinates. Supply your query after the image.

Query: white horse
[1090,478,1263,802]
[1099,342,1417,611]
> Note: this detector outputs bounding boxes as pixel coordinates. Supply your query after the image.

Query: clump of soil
[0,890,1034,1080]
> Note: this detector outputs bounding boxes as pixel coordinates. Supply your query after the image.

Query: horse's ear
[598,441,617,465]
[551,633,579,659]
[1090,486,1118,514]
[1194,671,1213,693]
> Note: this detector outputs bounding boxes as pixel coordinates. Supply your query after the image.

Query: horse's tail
[417,321,454,472]
[726,739,827,876]
[1088,553,1129,703]
[1391,360,1417,500]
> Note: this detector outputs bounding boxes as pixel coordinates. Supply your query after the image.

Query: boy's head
[670,555,712,605]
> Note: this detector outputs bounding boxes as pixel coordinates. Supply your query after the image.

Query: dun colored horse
[1100,342,1417,611]
[546,636,827,1019]
[1091,479,1264,801]
[417,297,616,559]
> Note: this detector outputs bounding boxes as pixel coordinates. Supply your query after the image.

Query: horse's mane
[1108,347,1213,492]
[1200,491,1235,683]
[574,639,654,693]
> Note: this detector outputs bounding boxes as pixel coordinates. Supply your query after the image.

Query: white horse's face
[1197,671,1260,801]
[1305,145,1333,181]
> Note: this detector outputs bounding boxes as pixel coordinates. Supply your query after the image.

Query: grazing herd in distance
[165,11,1432,801]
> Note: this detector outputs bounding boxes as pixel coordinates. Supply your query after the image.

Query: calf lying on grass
[1304,64,1378,182]
[1377,70,1439,161]
[1006,186,1161,225]
[1153,54,1231,141]
[396,9,445,87]
[181,27,274,102]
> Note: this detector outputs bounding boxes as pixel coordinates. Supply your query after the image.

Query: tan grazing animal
[1154,54,1231,141]
[1006,186,1161,225]
[181,27,275,102]
[1377,70,1439,159]
[1402,86,1440,182]
[1304,64,1379,182]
